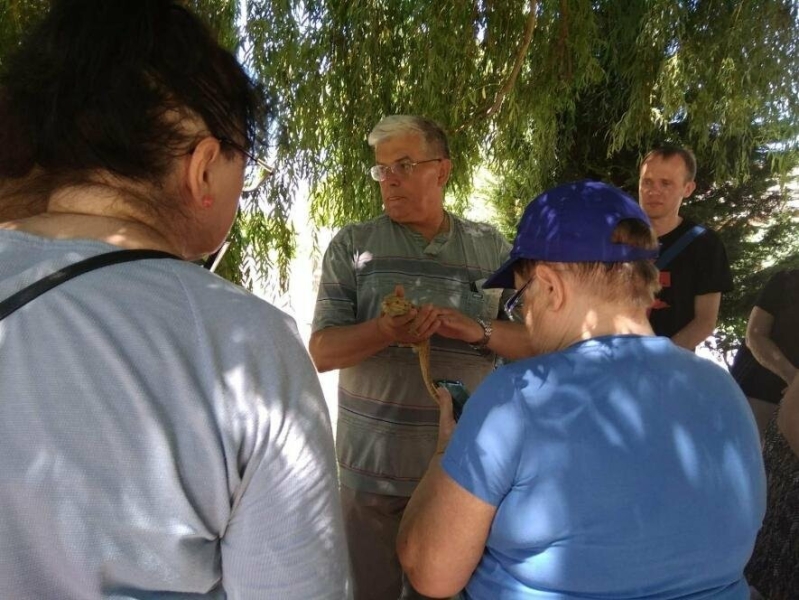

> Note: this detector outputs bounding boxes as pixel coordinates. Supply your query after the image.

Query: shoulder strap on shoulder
[0,249,180,321]
[655,224,707,270]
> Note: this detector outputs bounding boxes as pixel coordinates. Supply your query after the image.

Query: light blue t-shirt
[0,231,350,599]
[442,335,765,599]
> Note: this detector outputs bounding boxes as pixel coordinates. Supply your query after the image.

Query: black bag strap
[655,224,706,270]
[0,249,180,321]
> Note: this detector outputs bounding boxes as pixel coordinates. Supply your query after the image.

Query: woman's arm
[746,306,798,384]
[397,459,496,597]
[397,389,496,598]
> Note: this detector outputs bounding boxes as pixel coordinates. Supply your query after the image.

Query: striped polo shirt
[312,212,511,496]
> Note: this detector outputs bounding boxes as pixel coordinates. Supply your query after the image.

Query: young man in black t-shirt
[639,146,733,351]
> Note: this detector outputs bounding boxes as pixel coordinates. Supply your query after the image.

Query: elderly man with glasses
[310,115,531,600]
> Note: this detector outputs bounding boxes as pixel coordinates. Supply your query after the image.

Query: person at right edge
[730,269,799,441]
[638,146,733,351]
[745,373,799,599]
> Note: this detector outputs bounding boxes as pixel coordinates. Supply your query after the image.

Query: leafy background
[2,0,798,360]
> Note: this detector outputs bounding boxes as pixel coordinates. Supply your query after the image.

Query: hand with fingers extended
[377,307,419,345]
[433,306,486,344]
[379,285,442,345]
[405,302,444,341]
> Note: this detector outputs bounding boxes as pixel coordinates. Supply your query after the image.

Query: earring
[201,194,214,208]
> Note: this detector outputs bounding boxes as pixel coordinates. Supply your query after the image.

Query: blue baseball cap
[483,180,658,289]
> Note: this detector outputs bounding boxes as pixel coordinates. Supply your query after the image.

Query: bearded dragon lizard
[381,293,438,401]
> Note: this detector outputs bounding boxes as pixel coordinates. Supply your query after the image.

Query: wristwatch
[469,317,493,351]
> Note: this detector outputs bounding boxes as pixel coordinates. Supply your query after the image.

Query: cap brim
[482,256,518,289]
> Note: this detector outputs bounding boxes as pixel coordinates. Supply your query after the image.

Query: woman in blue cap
[397,181,765,599]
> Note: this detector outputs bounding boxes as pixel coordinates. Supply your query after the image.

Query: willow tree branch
[456,0,539,133]
[558,0,572,81]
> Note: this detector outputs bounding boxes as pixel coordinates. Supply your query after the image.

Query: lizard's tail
[416,341,439,401]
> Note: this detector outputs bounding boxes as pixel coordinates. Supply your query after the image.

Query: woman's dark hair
[0,0,266,190]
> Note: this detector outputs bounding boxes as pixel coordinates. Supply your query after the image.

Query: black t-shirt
[757,270,799,364]
[731,270,799,403]
[649,219,733,338]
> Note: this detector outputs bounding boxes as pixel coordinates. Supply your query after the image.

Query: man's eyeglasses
[218,137,273,192]
[368,158,443,182]
[503,277,533,322]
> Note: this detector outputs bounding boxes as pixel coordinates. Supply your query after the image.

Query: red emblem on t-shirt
[649,270,671,312]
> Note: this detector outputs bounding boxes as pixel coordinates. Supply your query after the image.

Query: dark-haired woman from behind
[0,1,349,598]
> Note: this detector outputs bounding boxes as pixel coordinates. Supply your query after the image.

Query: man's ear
[185,137,222,206]
[536,264,567,312]
[682,179,696,199]
[436,158,452,187]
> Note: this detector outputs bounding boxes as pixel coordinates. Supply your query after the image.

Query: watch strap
[469,317,493,351]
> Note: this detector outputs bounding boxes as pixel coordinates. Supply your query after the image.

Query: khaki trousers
[340,486,447,600]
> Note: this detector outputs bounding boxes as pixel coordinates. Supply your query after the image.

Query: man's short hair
[641,145,697,182]
[368,115,450,158]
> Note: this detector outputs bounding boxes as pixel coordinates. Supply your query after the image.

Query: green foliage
[688,146,799,361]
[472,0,799,354]
[187,0,240,51]
[2,0,798,352]
[0,0,48,69]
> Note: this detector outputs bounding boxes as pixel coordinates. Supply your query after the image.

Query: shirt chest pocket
[462,279,503,321]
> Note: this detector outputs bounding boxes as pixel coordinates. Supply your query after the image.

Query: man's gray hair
[367,115,450,158]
